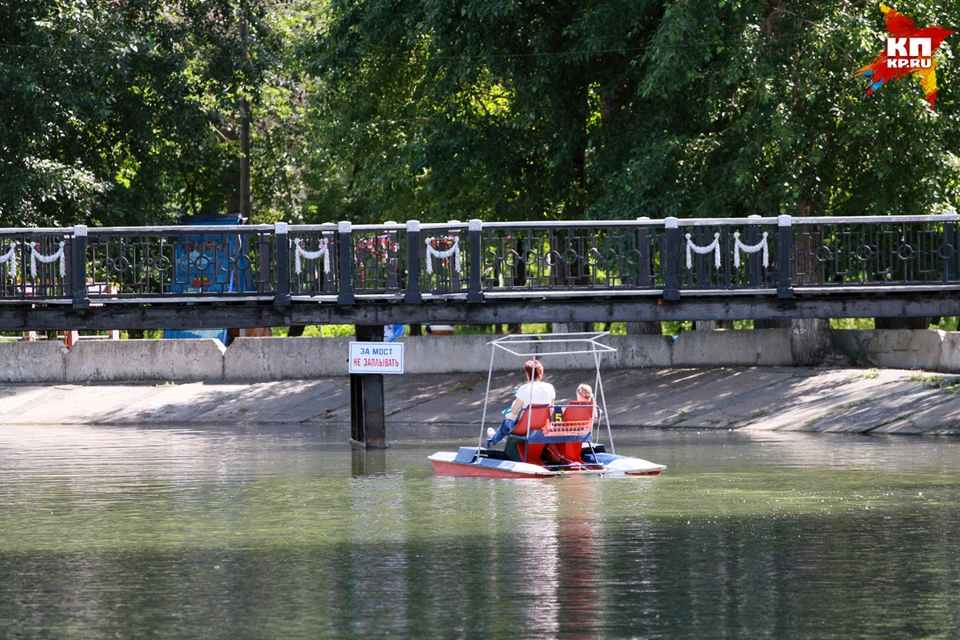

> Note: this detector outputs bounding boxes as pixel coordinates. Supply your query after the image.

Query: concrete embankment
[5,328,960,383]
[2,329,960,435]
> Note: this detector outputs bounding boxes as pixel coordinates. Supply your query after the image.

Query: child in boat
[573,383,600,419]
[487,359,556,450]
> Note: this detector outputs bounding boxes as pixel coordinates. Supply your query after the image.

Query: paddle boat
[428,332,667,478]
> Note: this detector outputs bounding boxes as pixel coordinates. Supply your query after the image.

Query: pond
[2,424,960,639]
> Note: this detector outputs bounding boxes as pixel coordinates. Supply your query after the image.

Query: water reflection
[510,480,561,637]
[351,447,387,476]
[2,426,960,638]
[555,479,601,640]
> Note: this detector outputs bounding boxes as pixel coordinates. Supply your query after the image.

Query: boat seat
[532,400,598,463]
[562,400,596,424]
[525,401,595,444]
[508,404,551,462]
[510,403,598,463]
[510,404,552,436]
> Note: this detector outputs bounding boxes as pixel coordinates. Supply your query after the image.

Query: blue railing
[0,214,957,307]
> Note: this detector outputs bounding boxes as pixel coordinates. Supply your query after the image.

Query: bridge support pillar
[349,324,387,449]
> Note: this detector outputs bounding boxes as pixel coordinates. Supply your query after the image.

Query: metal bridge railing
[479,220,666,295]
[0,214,957,307]
[790,216,958,288]
[82,225,278,303]
[0,228,76,302]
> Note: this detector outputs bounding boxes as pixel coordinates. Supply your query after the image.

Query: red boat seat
[549,401,597,463]
[562,400,596,424]
[511,404,551,462]
[511,405,551,436]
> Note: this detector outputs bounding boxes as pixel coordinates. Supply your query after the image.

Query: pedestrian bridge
[0,215,957,331]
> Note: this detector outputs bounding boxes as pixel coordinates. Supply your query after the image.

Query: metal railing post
[467,219,484,302]
[663,217,680,301]
[746,214,762,287]
[321,226,337,294]
[447,220,461,293]
[71,225,89,308]
[636,217,652,288]
[274,222,290,305]
[405,220,422,303]
[384,221,399,291]
[777,214,794,298]
[338,221,355,304]
[944,215,957,283]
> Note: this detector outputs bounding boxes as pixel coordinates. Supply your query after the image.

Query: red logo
[857,4,953,108]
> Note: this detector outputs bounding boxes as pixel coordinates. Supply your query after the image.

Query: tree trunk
[552,322,589,333]
[790,318,833,365]
[755,319,789,329]
[874,317,934,330]
[788,200,833,365]
[626,321,662,335]
[695,320,734,330]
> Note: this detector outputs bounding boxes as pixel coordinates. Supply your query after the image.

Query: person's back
[515,379,555,408]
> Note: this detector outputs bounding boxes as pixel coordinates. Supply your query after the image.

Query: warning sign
[348,342,404,374]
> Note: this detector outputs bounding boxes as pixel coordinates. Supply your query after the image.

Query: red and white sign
[349,342,404,374]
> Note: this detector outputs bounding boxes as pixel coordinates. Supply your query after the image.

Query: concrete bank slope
[2,367,959,435]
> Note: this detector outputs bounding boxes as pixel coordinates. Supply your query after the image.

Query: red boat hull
[430,458,552,478]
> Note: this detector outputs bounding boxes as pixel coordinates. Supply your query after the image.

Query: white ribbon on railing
[733,231,769,268]
[294,238,331,274]
[30,241,66,279]
[424,236,460,275]
[685,232,721,269]
[0,243,17,279]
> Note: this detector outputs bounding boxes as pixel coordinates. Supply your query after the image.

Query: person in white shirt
[487,359,556,448]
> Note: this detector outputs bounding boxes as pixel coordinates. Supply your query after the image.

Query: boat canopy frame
[477,331,618,459]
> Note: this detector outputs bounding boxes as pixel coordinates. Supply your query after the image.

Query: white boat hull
[428,447,666,478]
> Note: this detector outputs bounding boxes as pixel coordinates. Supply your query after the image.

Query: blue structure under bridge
[163,213,253,344]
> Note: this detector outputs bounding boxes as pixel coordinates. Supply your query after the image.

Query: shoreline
[2,366,958,436]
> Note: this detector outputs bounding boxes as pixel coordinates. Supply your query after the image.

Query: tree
[300,0,960,355]
[302,0,668,223]
[305,0,959,225]
[0,0,281,227]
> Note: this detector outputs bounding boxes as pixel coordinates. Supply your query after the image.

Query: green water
[3,424,960,639]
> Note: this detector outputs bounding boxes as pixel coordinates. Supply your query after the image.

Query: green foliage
[0,0,279,226]
[2,0,958,227]
[306,0,960,223]
[305,324,356,337]
[831,318,876,330]
[662,320,695,335]
[938,317,960,331]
